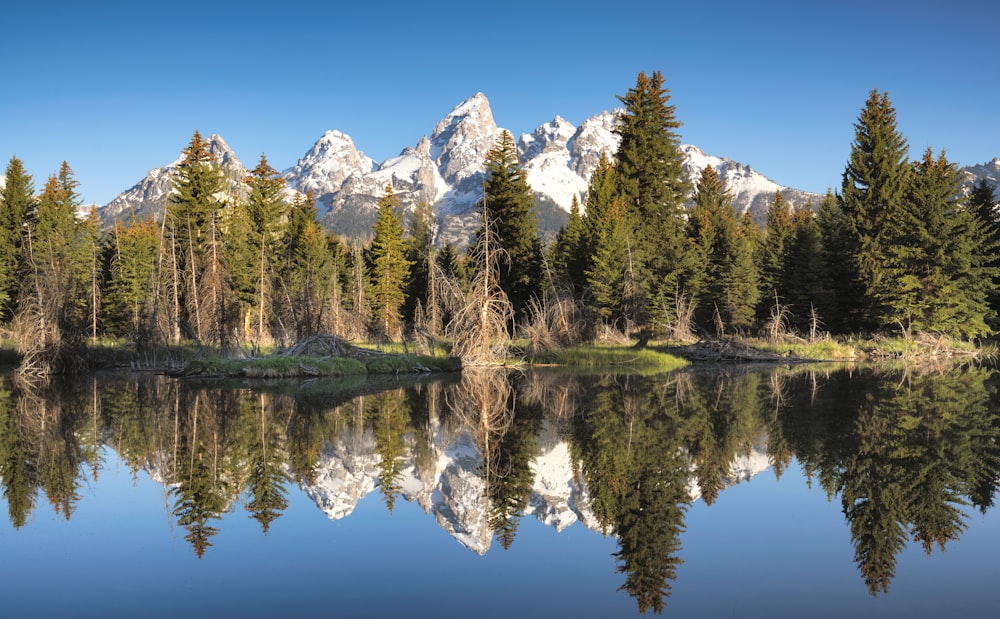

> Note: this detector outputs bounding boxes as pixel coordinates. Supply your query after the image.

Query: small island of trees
[0,71,997,379]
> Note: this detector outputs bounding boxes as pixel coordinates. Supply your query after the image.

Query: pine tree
[241,154,288,343]
[0,157,36,322]
[369,184,411,340]
[817,189,856,333]
[166,131,228,343]
[587,199,639,331]
[966,179,1000,329]
[759,190,795,308]
[838,90,911,330]
[878,149,998,337]
[782,208,827,334]
[549,194,587,291]
[281,192,339,339]
[403,200,435,325]
[474,130,543,319]
[613,71,692,321]
[104,216,160,338]
[17,162,92,375]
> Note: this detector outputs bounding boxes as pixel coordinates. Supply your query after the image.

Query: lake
[1,363,998,618]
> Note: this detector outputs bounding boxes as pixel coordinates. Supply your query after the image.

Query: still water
[0,364,998,618]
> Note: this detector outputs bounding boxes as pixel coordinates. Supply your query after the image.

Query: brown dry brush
[520,272,586,354]
[446,217,513,365]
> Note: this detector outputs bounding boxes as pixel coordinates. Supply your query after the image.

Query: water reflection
[0,363,998,614]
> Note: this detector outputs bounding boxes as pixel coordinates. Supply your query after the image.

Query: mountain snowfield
[94,93,999,245]
[301,418,774,555]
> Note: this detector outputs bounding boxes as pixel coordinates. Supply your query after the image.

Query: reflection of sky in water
[2,447,997,619]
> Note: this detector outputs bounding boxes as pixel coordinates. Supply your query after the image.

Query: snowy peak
[962,157,1000,201]
[518,115,577,161]
[429,92,501,187]
[281,130,375,205]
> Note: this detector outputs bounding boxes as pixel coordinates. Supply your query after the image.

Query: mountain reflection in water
[0,364,998,616]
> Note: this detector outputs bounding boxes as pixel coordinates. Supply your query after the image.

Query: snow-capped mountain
[681,145,821,223]
[101,134,249,224]
[963,157,1000,201]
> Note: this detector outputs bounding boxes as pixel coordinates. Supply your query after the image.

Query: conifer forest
[1,71,998,377]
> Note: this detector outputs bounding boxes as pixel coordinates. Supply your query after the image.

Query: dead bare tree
[446,212,513,365]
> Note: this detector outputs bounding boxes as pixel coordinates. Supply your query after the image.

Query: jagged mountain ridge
[95,94,1000,244]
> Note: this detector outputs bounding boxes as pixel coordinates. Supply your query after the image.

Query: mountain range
[9,93,1000,246]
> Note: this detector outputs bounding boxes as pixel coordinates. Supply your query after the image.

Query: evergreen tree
[758,190,795,309]
[474,130,543,319]
[966,179,1000,328]
[783,208,827,334]
[403,200,435,325]
[17,162,94,375]
[817,189,856,333]
[104,216,160,338]
[613,71,692,322]
[281,192,338,338]
[0,157,36,321]
[685,165,736,328]
[369,184,411,340]
[241,154,288,343]
[587,199,639,331]
[166,131,228,343]
[838,90,911,330]
[549,194,588,291]
[878,149,998,337]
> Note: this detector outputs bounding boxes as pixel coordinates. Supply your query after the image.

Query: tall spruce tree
[838,90,911,331]
[613,71,692,325]
[878,149,998,337]
[474,130,543,319]
[241,154,288,343]
[17,162,92,375]
[549,194,588,292]
[0,157,35,322]
[759,190,795,310]
[782,208,827,334]
[685,165,738,329]
[369,184,411,340]
[966,179,1000,329]
[166,131,228,343]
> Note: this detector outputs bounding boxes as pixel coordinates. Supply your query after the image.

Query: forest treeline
[1,72,998,376]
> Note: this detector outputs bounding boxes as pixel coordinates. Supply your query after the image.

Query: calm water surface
[1,364,998,618]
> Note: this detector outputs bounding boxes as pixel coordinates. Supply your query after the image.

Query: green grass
[179,351,461,378]
[526,345,689,372]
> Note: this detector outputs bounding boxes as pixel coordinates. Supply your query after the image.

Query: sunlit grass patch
[526,345,688,371]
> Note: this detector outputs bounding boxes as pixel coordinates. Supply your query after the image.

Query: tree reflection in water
[0,363,998,612]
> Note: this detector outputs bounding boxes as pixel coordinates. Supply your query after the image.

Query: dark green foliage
[838,90,911,330]
[103,217,160,338]
[758,190,794,311]
[474,130,543,319]
[966,179,1000,329]
[876,150,998,337]
[549,194,588,292]
[782,208,827,332]
[0,157,36,321]
[166,131,230,345]
[369,184,411,339]
[613,71,692,314]
[685,165,758,332]
[403,200,435,325]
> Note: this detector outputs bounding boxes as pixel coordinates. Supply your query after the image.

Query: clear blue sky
[3,0,997,206]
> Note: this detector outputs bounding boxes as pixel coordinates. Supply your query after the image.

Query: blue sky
[3,0,998,206]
